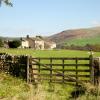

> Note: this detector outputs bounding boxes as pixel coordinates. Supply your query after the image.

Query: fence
[28,57,91,85]
[0,53,100,85]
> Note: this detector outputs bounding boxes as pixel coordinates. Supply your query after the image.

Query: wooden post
[38,58,40,73]
[38,58,40,79]
[76,57,78,86]
[98,57,100,85]
[50,58,52,82]
[29,56,33,83]
[62,58,65,83]
[93,57,100,85]
[27,56,30,83]
[89,54,94,85]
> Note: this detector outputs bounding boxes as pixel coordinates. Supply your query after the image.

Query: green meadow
[0,72,75,100]
[0,48,100,57]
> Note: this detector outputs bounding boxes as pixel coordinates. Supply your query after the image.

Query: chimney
[27,35,29,38]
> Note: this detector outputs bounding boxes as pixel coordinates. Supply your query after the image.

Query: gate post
[89,53,94,85]
[27,56,30,83]
[93,57,100,85]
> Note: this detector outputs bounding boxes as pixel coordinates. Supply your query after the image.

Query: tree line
[0,39,21,48]
[57,44,100,52]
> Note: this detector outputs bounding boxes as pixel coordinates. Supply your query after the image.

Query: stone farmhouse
[20,35,56,50]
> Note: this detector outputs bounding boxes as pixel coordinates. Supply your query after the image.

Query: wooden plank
[31,77,90,83]
[32,57,89,60]
[32,68,90,72]
[31,63,90,66]
[32,73,90,77]
[32,78,74,82]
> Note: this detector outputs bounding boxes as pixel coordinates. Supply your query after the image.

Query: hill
[0,36,20,41]
[48,27,100,47]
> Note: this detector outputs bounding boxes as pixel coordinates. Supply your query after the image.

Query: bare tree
[0,0,13,6]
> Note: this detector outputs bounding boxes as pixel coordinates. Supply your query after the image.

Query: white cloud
[91,20,100,26]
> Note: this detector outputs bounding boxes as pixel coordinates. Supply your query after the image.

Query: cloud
[91,20,100,26]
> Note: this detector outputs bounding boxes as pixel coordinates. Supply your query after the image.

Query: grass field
[0,72,74,100]
[0,48,100,100]
[0,48,100,57]
[0,72,30,100]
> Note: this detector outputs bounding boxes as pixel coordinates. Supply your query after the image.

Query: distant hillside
[0,36,20,41]
[48,27,100,47]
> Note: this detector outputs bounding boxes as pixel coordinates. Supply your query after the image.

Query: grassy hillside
[48,27,100,47]
[64,35,100,46]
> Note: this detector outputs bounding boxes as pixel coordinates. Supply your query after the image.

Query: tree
[0,39,4,47]
[0,0,13,6]
[8,40,21,48]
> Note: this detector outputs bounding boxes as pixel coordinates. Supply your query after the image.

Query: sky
[0,0,100,37]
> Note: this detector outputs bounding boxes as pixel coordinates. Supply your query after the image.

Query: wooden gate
[27,56,92,85]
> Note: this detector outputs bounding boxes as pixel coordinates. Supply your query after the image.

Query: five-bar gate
[27,56,93,85]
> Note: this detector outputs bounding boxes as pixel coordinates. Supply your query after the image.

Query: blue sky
[0,0,100,37]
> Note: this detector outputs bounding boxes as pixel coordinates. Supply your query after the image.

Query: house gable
[21,39,29,48]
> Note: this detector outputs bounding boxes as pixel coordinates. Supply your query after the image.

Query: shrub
[8,40,21,48]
